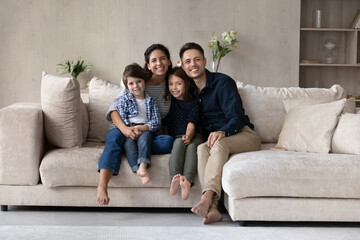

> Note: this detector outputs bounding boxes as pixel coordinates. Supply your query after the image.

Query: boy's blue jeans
[98,128,174,175]
[124,131,154,172]
[97,128,125,176]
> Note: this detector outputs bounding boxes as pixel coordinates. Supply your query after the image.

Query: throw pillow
[236,82,346,143]
[283,97,355,114]
[87,77,122,142]
[41,71,83,148]
[275,99,346,153]
[332,113,360,155]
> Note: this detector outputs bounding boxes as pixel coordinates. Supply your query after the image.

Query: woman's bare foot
[180,176,191,200]
[191,191,213,218]
[202,203,223,224]
[170,174,181,195]
[137,163,151,184]
[97,187,110,205]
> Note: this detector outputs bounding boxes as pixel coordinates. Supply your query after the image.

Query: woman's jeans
[152,135,174,154]
[124,131,154,172]
[98,128,174,175]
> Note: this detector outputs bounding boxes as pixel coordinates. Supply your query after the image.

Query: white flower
[208,30,238,72]
[208,32,218,50]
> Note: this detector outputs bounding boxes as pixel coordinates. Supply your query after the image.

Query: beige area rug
[1,226,360,240]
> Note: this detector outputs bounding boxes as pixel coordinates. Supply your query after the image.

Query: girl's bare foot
[97,187,110,205]
[170,174,181,195]
[137,163,151,184]
[202,203,223,224]
[180,176,191,200]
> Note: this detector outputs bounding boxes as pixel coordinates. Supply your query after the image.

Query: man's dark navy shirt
[190,69,254,141]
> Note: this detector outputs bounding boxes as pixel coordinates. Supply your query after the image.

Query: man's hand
[207,131,225,148]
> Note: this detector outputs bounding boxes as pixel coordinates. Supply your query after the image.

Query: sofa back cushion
[41,72,88,148]
[236,82,346,143]
[275,99,346,153]
[87,77,122,142]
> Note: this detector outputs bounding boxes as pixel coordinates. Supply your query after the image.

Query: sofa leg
[238,221,247,226]
[1,205,8,211]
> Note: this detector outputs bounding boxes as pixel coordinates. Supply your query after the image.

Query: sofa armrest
[0,103,44,185]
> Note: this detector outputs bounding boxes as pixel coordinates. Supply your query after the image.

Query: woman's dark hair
[122,63,149,89]
[165,67,194,102]
[179,42,205,60]
[143,44,172,80]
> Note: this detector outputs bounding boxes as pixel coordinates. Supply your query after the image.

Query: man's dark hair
[179,42,205,60]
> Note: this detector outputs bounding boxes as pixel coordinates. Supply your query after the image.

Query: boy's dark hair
[143,43,173,80]
[179,42,205,60]
[165,67,194,102]
[122,63,149,89]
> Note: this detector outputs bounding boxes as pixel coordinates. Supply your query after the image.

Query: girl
[164,67,203,200]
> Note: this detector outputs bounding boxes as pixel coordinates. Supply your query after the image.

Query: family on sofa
[1,42,359,223]
[96,42,261,224]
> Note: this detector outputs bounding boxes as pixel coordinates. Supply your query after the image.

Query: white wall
[0,0,300,108]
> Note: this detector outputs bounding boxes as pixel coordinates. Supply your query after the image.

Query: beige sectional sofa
[1,73,360,223]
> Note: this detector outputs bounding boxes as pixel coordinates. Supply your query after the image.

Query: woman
[97,44,174,205]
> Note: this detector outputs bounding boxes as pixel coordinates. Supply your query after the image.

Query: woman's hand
[207,131,225,148]
[134,124,149,133]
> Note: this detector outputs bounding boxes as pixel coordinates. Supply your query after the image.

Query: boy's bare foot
[137,163,151,184]
[137,172,151,184]
[180,176,191,200]
[202,203,223,224]
[170,174,181,195]
[191,196,212,218]
[97,187,110,205]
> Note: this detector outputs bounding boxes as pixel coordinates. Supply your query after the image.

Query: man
[179,42,261,224]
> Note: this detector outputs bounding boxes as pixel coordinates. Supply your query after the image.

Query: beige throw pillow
[283,97,355,114]
[332,113,360,155]
[236,82,346,143]
[275,99,346,153]
[87,77,122,142]
[41,71,84,148]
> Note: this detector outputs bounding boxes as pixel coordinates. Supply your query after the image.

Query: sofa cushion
[275,99,346,153]
[236,82,346,143]
[39,142,201,189]
[283,97,355,114]
[87,77,122,142]
[41,71,87,148]
[222,150,360,199]
[332,113,360,155]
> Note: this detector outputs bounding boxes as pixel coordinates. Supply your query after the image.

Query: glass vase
[211,60,219,72]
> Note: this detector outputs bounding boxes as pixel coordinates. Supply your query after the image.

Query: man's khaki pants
[197,125,261,204]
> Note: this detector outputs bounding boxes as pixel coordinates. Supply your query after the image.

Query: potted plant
[208,31,238,72]
[57,57,93,88]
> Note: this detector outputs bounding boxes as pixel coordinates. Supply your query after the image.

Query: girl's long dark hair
[165,67,194,102]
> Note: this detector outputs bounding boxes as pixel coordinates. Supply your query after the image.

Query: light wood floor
[0,206,238,227]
